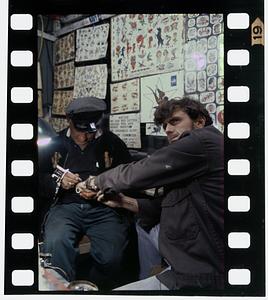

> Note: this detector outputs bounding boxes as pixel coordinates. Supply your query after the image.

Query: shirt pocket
[161,188,200,241]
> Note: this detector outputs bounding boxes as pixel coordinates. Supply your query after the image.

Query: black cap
[65,97,107,115]
[65,97,107,133]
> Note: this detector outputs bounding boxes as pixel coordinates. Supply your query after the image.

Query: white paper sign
[110,113,141,148]
[141,71,184,123]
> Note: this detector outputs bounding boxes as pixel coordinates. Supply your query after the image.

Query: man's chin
[169,136,180,143]
[77,141,89,146]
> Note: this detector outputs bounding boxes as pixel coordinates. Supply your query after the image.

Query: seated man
[77,98,224,290]
[39,97,132,290]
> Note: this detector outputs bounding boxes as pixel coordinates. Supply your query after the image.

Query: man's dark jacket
[96,125,224,290]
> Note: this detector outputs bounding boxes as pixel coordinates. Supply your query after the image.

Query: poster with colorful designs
[140,70,184,123]
[76,24,110,62]
[73,64,108,99]
[216,105,224,132]
[111,14,184,81]
[184,14,224,133]
[110,113,141,148]
[55,32,75,64]
[110,78,140,114]
[54,61,75,89]
[52,90,73,115]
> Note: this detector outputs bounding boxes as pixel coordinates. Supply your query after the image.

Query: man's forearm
[120,195,139,213]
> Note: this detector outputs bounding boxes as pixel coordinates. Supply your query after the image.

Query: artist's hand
[76,176,98,194]
[79,188,98,200]
[61,172,81,190]
[75,181,87,193]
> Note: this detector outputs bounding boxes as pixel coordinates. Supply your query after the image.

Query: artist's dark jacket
[38,128,132,209]
[96,125,224,290]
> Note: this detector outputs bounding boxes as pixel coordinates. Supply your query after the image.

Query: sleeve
[109,132,132,166]
[95,132,208,194]
[38,172,57,200]
[38,137,63,201]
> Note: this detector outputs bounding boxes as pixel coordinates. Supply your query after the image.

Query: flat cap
[65,97,107,115]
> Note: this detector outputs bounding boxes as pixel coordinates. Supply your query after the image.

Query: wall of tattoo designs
[48,13,224,148]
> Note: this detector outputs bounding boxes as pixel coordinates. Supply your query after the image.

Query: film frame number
[251,17,264,45]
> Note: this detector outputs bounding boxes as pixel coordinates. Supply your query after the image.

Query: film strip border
[5,8,264,297]
[224,12,265,296]
[5,11,39,294]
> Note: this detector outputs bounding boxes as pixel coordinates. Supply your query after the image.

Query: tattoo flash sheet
[184,14,224,132]
[54,61,75,89]
[140,70,184,123]
[52,90,74,115]
[76,23,110,62]
[111,14,184,81]
[50,117,69,133]
[110,78,140,114]
[55,32,75,64]
[73,64,108,99]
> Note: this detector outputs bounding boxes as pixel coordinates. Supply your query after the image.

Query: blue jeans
[42,202,129,289]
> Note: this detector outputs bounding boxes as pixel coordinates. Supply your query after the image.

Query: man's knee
[44,230,75,251]
[97,249,123,267]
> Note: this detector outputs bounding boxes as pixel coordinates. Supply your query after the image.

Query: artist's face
[69,121,95,147]
[163,109,204,143]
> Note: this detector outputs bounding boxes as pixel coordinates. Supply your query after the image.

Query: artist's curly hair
[154,97,213,127]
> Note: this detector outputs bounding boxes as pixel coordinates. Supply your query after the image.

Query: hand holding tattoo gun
[52,165,82,190]
[75,176,114,203]
[75,176,99,201]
